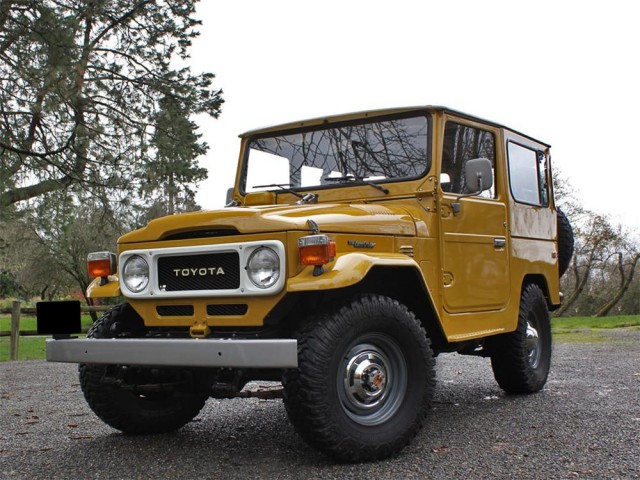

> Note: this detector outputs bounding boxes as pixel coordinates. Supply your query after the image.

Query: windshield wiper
[251,183,318,204]
[253,183,303,198]
[323,176,389,194]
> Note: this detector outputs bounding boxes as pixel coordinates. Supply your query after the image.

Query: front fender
[287,253,420,292]
[86,275,121,298]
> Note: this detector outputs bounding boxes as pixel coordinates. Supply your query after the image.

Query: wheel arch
[283,264,447,353]
[353,266,446,351]
[521,274,554,310]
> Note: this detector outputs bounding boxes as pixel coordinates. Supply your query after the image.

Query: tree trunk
[83,294,98,322]
[168,170,175,215]
[556,255,594,316]
[594,253,640,317]
[48,287,58,302]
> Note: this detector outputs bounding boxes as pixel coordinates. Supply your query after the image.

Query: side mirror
[225,188,239,207]
[463,158,493,194]
[451,158,493,216]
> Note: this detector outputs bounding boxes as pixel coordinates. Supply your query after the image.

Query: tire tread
[490,284,552,394]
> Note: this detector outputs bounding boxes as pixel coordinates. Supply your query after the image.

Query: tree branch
[0,176,72,207]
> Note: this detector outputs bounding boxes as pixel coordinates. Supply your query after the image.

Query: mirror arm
[451,177,484,216]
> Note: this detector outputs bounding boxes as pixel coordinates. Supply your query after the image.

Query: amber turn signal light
[87,251,117,278]
[299,235,336,266]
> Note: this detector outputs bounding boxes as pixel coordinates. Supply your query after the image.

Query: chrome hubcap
[526,319,541,368]
[338,335,407,426]
[343,351,390,410]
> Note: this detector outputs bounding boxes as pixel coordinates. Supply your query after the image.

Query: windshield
[242,113,430,194]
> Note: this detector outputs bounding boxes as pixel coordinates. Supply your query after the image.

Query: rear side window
[441,122,496,198]
[507,142,549,206]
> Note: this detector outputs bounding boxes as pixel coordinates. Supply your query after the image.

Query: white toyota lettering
[172,267,226,277]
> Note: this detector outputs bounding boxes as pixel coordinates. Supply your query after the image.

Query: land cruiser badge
[347,240,376,249]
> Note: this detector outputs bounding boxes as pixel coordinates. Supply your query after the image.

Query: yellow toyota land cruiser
[40,106,573,462]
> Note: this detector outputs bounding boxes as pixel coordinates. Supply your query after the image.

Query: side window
[507,142,550,206]
[537,151,550,206]
[441,122,496,198]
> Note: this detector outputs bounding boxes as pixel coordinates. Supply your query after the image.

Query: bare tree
[556,214,618,316]
[593,252,640,317]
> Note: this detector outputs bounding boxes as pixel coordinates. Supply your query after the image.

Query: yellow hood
[119,204,416,243]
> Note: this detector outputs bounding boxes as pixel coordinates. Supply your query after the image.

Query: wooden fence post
[10,300,20,361]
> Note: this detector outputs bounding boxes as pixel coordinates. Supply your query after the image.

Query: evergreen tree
[0,0,222,212]
[140,94,208,218]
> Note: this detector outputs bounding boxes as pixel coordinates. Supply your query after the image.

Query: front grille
[207,304,248,316]
[156,305,194,317]
[157,252,240,292]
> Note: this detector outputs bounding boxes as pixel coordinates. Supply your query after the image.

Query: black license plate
[36,301,81,337]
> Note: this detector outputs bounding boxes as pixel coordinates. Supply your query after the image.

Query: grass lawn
[551,315,640,331]
[0,314,93,361]
[551,315,640,344]
[0,334,88,362]
[0,335,48,361]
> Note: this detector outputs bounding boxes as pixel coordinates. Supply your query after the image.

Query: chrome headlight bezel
[246,247,281,289]
[121,254,150,293]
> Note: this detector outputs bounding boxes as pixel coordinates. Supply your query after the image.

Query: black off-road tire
[490,284,552,394]
[282,295,435,462]
[557,208,574,277]
[79,304,208,434]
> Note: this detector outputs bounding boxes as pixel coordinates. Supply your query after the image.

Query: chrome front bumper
[46,338,298,368]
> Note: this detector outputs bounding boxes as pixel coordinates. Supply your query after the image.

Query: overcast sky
[189,0,640,233]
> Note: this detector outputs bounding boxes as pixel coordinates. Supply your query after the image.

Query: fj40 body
[40,106,573,462]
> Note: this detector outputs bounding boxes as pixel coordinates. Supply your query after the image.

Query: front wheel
[282,295,435,462]
[490,284,552,394]
[79,304,208,434]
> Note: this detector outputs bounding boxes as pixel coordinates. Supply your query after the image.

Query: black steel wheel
[79,304,208,434]
[490,284,552,394]
[282,295,435,462]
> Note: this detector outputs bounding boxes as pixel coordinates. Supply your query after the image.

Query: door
[439,120,510,313]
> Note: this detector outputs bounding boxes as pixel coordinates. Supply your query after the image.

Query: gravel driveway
[1,330,639,480]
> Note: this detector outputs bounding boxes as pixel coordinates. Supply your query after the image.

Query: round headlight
[122,255,149,293]
[246,247,280,289]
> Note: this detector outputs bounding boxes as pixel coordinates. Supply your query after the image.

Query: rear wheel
[79,304,208,434]
[282,295,435,462]
[490,284,552,394]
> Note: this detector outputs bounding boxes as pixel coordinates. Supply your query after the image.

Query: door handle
[494,238,506,249]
